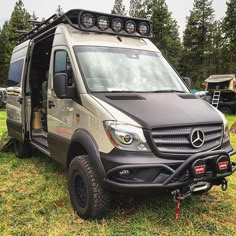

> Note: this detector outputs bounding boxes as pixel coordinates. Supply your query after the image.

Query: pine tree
[129,0,152,17]
[211,20,224,74]
[128,0,182,69]
[30,11,40,28]
[8,0,31,47]
[0,22,11,86]
[152,0,182,69]
[222,0,236,73]
[31,11,38,21]
[182,0,215,84]
[0,0,31,86]
[111,0,126,15]
[56,5,64,16]
[129,0,143,17]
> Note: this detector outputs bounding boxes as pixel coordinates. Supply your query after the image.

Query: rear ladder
[212,91,221,108]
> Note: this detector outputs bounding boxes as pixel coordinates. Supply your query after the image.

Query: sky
[0,0,227,36]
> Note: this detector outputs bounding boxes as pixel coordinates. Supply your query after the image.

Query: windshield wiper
[152,89,186,93]
[108,90,137,93]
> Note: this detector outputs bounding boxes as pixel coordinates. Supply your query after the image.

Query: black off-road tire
[68,155,110,220]
[13,139,32,159]
[219,106,233,115]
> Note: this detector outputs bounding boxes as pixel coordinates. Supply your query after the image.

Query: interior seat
[42,71,48,111]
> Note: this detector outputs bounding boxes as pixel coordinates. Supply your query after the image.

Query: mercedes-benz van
[6,9,236,219]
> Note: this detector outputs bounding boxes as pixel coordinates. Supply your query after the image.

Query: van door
[47,47,75,164]
[7,41,31,142]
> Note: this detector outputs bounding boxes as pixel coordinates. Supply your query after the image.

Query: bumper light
[192,160,206,178]
[218,161,229,170]
[216,156,231,173]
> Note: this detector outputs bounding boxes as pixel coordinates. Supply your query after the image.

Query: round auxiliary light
[125,20,136,34]
[138,22,149,36]
[112,18,123,32]
[81,14,94,28]
[97,16,109,31]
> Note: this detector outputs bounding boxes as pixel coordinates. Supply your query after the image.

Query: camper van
[6,10,236,219]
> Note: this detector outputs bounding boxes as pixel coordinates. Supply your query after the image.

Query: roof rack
[18,9,153,45]
[18,13,62,44]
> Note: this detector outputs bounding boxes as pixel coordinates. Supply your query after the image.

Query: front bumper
[101,148,236,193]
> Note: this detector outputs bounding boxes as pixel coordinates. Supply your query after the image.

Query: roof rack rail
[18,13,62,44]
[18,9,152,45]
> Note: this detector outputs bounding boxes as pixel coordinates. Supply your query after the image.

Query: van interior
[28,33,54,148]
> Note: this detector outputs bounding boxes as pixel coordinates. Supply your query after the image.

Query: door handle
[17,97,23,104]
[48,100,55,109]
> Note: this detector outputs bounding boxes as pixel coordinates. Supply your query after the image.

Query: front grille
[151,124,223,155]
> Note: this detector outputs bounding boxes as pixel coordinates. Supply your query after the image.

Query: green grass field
[0,110,236,235]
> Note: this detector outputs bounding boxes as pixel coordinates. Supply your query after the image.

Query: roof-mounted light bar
[65,9,153,38]
[77,10,152,38]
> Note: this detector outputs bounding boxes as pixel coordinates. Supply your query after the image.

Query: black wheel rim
[75,174,88,208]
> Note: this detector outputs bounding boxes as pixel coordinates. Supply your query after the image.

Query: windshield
[75,46,188,93]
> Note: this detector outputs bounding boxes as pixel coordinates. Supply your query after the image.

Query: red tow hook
[171,189,191,220]
[175,194,181,220]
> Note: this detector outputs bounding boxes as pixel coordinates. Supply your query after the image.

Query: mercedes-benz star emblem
[190,129,205,148]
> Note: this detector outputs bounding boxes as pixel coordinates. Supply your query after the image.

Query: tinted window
[8,59,24,87]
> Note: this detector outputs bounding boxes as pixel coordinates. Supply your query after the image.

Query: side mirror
[53,73,76,99]
[182,77,192,89]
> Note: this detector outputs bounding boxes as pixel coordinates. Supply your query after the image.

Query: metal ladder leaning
[212,91,221,108]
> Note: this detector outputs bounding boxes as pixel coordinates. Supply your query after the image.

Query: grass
[0,110,236,235]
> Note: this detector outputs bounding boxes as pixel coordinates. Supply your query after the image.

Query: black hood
[93,93,222,129]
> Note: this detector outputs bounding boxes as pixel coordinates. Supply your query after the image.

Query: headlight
[104,121,150,152]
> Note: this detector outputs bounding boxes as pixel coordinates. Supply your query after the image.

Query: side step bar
[31,141,51,157]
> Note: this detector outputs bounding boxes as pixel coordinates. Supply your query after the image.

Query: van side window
[54,51,73,86]
[8,59,24,87]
